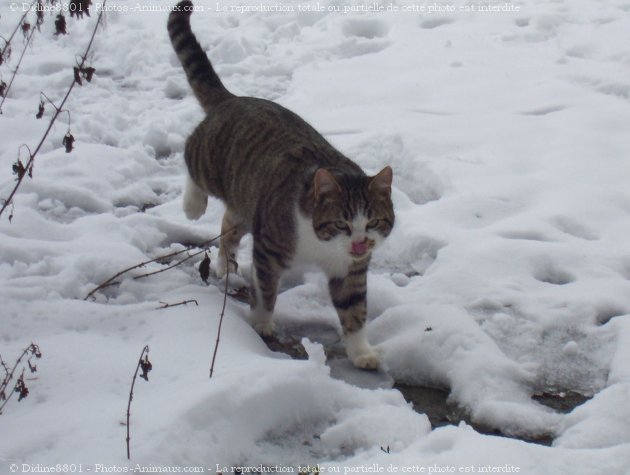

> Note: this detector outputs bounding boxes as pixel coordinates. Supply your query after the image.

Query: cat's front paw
[350,349,380,370]
[252,320,275,337]
[345,328,380,370]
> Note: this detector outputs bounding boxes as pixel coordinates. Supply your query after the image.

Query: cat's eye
[366,218,380,229]
[334,220,350,231]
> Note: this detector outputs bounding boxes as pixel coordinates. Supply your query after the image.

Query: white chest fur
[293,206,354,278]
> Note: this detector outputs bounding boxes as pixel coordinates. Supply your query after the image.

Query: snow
[2,0,630,473]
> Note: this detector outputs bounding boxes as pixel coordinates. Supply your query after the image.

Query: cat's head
[312,166,394,260]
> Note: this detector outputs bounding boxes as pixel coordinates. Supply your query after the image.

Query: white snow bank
[371,304,560,437]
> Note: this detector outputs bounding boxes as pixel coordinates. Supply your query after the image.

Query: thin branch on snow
[84,227,235,301]
[209,253,231,379]
[0,343,42,415]
[157,299,199,310]
[0,19,38,113]
[126,345,151,460]
[0,1,36,68]
[132,251,198,280]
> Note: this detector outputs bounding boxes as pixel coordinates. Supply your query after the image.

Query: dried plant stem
[0,369,24,413]
[0,343,41,415]
[209,253,230,379]
[0,1,36,64]
[84,227,234,301]
[126,345,149,460]
[132,251,197,280]
[157,299,198,310]
[1,344,33,394]
[0,20,38,113]
[0,0,108,218]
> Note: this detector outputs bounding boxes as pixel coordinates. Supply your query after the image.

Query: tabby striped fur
[168,1,395,369]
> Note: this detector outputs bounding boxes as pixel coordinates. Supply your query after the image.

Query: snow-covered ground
[2,0,630,473]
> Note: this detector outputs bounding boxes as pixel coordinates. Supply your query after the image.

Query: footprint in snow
[552,216,599,241]
[518,104,568,116]
[514,17,530,27]
[342,18,389,39]
[419,17,455,30]
[533,262,575,286]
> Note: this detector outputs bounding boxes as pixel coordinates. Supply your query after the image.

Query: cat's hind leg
[248,237,288,337]
[216,209,246,278]
[183,174,208,220]
[249,268,277,337]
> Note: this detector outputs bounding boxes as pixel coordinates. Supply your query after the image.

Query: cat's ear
[314,168,341,200]
[369,166,393,195]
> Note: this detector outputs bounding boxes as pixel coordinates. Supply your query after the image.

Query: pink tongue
[352,241,368,255]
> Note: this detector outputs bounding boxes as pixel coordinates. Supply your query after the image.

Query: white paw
[215,256,238,278]
[345,327,379,369]
[183,195,207,220]
[252,320,275,337]
[350,349,380,370]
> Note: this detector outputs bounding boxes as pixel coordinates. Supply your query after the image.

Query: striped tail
[167,0,232,112]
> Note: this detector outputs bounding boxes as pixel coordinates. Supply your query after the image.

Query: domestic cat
[168,0,394,369]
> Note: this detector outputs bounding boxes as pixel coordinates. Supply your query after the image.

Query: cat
[167,0,394,369]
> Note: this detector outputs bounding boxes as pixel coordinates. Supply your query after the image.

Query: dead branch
[0,1,36,66]
[0,343,42,415]
[84,227,234,301]
[209,253,230,379]
[126,345,151,460]
[0,20,38,113]
[157,299,198,310]
[132,251,197,281]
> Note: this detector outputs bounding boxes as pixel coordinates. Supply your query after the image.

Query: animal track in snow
[595,305,627,326]
[596,82,630,101]
[336,18,391,58]
[565,44,595,59]
[552,216,599,241]
[519,105,568,116]
[573,76,630,102]
[342,18,389,39]
[533,262,575,286]
[337,38,391,59]
[514,17,530,27]
[419,17,455,29]
[499,230,556,242]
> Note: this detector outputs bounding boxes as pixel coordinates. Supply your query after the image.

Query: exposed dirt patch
[532,391,590,414]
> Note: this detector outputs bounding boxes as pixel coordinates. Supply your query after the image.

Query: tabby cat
[168,0,395,369]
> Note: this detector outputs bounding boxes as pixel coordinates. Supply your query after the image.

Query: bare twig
[0,343,42,415]
[209,253,230,379]
[157,299,198,310]
[0,20,38,113]
[84,227,234,301]
[126,345,151,460]
[0,1,36,66]
[132,251,197,280]
[0,0,108,219]
[0,356,9,377]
